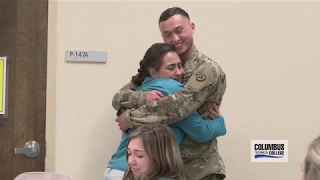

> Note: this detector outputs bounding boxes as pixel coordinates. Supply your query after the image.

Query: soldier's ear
[190,22,195,34]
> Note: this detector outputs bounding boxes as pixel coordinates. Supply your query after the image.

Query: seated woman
[123,123,185,180]
[301,135,320,180]
[104,43,227,180]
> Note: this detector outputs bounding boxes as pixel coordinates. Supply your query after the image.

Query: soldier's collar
[186,47,199,64]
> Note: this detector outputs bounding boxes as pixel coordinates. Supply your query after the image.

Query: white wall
[46,1,320,180]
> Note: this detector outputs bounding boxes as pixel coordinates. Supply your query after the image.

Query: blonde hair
[122,123,185,180]
[304,135,320,180]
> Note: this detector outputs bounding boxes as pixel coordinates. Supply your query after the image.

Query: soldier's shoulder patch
[185,63,216,91]
[196,74,206,82]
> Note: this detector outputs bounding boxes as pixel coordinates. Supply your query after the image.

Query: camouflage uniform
[112,48,227,180]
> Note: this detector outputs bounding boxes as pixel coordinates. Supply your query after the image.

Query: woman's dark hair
[131,43,176,86]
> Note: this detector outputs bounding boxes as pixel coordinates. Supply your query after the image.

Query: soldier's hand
[115,110,129,131]
[146,90,164,104]
[208,103,221,119]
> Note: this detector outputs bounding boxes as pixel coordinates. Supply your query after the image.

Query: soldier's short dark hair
[158,7,190,24]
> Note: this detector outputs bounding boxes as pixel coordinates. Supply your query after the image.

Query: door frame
[45,0,58,172]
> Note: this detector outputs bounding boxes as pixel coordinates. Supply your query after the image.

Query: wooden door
[0,1,48,179]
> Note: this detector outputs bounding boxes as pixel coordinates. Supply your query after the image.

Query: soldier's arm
[111,81,148,110]
[175,113,227,143]
[123,63,220,128]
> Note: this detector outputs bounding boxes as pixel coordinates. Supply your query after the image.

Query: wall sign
[0,56,7,115]
[65,50,107,63]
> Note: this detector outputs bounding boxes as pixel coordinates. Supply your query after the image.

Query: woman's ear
[149,68,157,77]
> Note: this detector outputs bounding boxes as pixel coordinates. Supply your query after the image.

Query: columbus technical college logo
[251,140,288,162]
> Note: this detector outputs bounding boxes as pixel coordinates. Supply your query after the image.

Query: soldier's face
[127,137,151,177]
[159,14,195,56]
[149,51,184,82]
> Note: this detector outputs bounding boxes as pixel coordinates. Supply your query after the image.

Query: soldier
[113,7,227,180]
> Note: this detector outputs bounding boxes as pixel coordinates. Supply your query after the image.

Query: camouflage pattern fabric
[112,82,148,110]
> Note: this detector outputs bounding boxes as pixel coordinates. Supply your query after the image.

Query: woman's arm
[174,112,227,143]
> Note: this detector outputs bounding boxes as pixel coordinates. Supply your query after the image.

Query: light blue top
[107,77,226,171]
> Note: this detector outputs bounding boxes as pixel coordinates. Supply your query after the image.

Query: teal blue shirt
[108,77,226,171]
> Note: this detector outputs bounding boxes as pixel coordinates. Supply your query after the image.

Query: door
[0,1,48,180]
